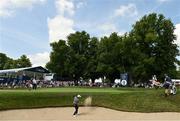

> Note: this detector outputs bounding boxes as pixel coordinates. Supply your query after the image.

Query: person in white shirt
[32,78,37,90]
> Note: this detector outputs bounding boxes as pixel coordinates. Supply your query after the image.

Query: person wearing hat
[163,74,172,96]
[73,94,81,116]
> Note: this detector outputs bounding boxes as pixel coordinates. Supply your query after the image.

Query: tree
[85,37,99,83]
[46,40,72,78]
[68,31,90,55]
[0,53,32,69]
[67,31,90,84]
[130,13,179,82]
[46,13,179,84]
[46,31,91,84]
[3,58,15,69]
[16,55,32,68]
[0,53,8,70]
[97,33,122,83]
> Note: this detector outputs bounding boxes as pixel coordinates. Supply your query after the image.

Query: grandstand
[0,66,49,86]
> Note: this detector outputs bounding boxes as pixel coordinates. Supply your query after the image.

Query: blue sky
[0,0,180,66]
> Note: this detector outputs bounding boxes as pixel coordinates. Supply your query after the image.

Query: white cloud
[157,0,170,2]
[0,0,46,17]
[48,0,76,43]
[76,1,86,9]
[56,0,75,16]
[114,3,138,17]
[47,15,75,43]
[174,24,180,48]
[28,52,50,67]
[99,23,117,33]
[98,23,125,37]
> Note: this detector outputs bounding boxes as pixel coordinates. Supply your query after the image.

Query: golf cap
[77,94,81,98]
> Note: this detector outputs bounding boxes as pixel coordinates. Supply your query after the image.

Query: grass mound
[0,87,179,112]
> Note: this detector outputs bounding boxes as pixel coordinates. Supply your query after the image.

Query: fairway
[0,87,180,112]
[0,87,144,93]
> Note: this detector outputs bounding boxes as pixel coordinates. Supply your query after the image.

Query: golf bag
[170,83,177,95]
[164,82,177,96]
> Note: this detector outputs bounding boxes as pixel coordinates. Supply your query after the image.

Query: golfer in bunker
[73,94,81,116]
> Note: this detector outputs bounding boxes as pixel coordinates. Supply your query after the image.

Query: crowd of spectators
[0,79,77,89]
[2,75,175,89]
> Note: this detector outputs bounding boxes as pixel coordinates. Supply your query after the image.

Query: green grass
[0,87,179,112]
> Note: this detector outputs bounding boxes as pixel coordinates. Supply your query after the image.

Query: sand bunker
[0,107,180,121]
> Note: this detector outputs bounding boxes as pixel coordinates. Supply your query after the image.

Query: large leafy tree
[130,13,179,82]
[0,53,8,70]
[46,31,91,84]
[85,37,99,83]
[115,34,142,83]
[67,31,90,83]
[0,53,32,69]
[97,33,122,83]
[3,58,15,69]
[46,40,72,78]
[15,55,32,68]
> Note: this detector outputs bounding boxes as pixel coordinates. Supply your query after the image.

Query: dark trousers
[73,104,79,115]
[33,84,37,90]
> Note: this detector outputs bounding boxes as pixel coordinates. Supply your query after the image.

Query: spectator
[32,78,37,90]
[163,74,172,96]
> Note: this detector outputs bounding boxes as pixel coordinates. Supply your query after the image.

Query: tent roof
[0,66,50,74]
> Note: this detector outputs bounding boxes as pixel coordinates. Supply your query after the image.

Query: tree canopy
[46,13,179,84]
[0,53,32,70]
[130,13,179,81]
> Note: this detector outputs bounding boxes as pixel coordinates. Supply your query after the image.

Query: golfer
[73,94,81,116]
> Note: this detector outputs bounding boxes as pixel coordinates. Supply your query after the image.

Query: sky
[0,0,180,67]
